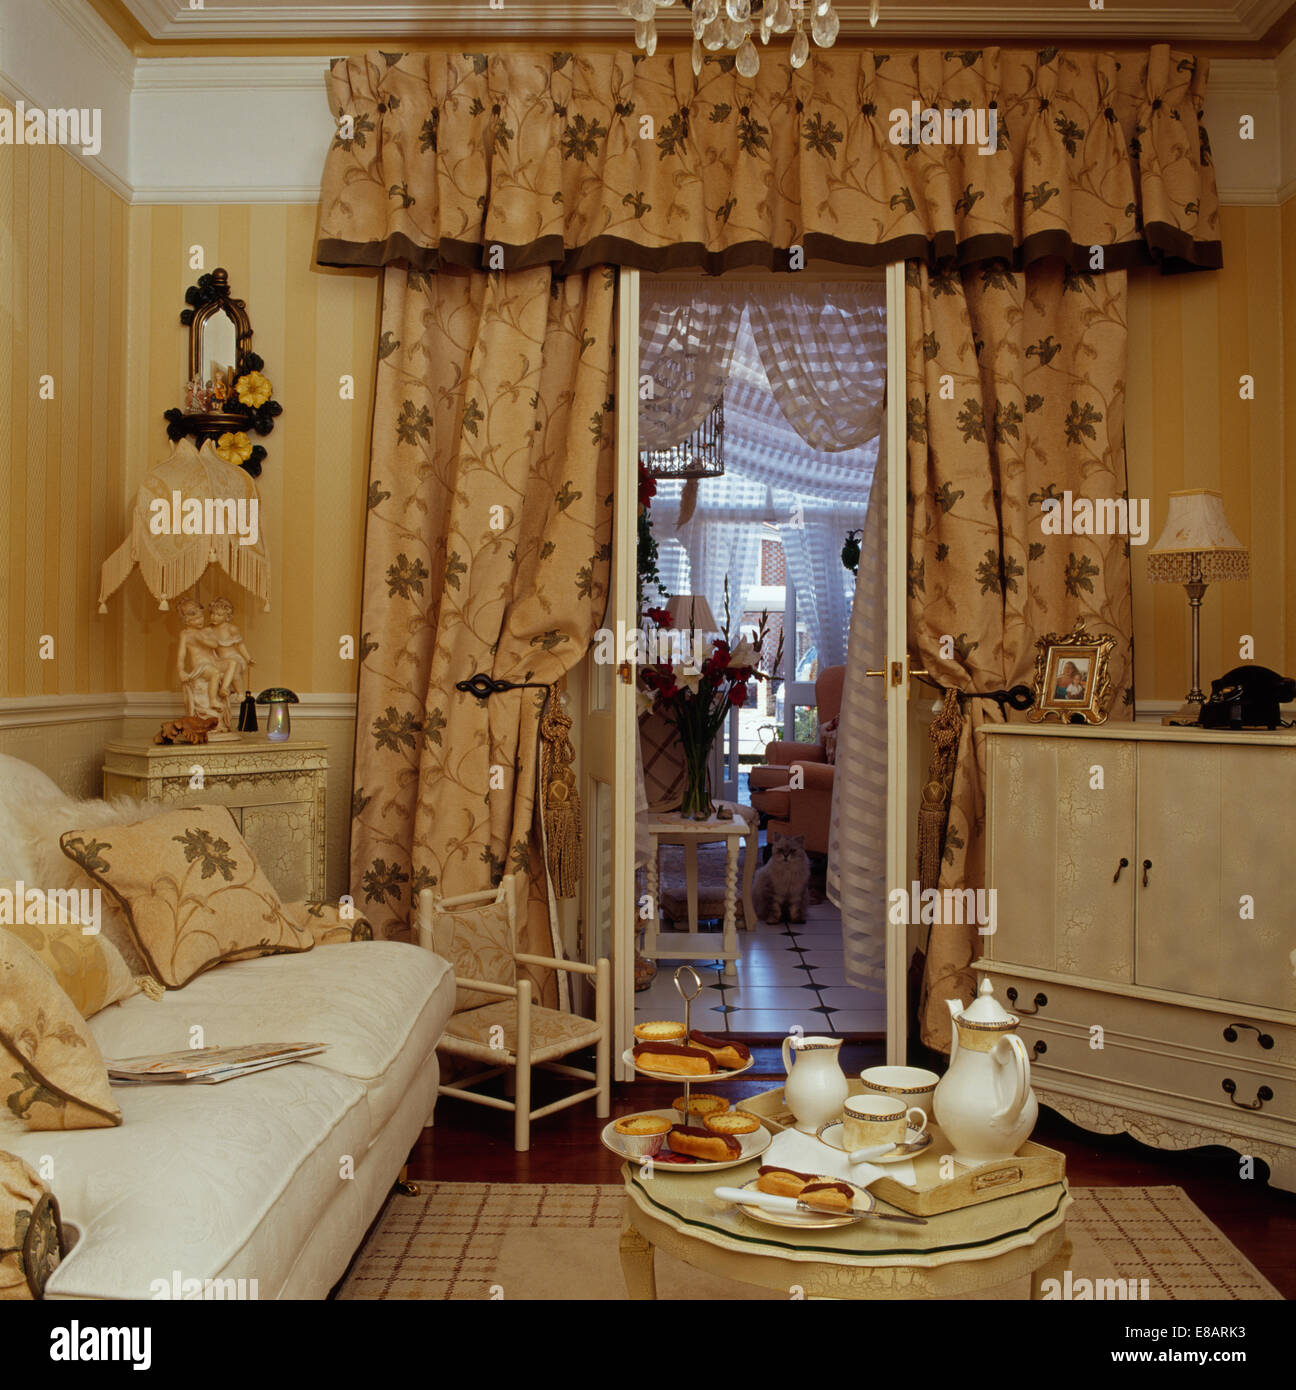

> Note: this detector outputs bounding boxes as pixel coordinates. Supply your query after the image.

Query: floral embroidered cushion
[0,1150,66,1298]
[0,931,121,1130]
[430,882,516,1013]
[0,882,139,1019]
[59,806,314,990]
[284,900,374,945]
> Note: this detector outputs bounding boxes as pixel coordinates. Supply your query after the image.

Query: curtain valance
[317,45,1220,276]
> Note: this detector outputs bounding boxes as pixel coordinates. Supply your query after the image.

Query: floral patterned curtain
[906,257,1134,1051]
[350,263,616,1004]
[317,47,1220,276]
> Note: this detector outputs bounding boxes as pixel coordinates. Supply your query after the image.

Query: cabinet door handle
[1221,1078,1273,1111]
[1028,1039,1048,1061]
[1223,1024,1275,1050]
[1141,858,1152,887]
[1006,987,1047,1015]
[1112,857,1129,882]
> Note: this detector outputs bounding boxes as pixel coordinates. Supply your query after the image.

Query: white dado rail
[0,691,357,728]
[978,722,1296,1192]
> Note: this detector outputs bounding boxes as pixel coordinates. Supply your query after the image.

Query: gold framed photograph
[1027,623,1117,725]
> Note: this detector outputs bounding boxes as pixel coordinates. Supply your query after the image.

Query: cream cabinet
[979,725,1296,1192]
[103,736,327,904]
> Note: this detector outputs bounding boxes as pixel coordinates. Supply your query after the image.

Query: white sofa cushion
[87,941,454,1138]
[0,942,455,1299]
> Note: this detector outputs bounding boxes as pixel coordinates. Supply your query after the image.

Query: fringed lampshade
[98,437,271,613]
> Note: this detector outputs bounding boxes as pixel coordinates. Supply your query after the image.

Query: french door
[591,264,913,1076]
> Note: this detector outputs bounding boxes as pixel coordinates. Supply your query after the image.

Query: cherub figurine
[204,596,253,705]
[175,597,229,730]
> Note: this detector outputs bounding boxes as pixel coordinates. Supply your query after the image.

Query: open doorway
[633,275,889,1040]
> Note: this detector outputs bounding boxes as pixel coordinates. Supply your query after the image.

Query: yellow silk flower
[216,431,253,465]
[234,371,273,409]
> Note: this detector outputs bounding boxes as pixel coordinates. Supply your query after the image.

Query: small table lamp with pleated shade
[1147,490,1250,726]
[664,594,719,669]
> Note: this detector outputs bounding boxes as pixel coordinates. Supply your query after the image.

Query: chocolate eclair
[688,1030,751,1069]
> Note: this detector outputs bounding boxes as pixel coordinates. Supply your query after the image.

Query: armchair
[747,665,844,857]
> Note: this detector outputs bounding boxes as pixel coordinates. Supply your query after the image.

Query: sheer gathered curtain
[827,446,888,988]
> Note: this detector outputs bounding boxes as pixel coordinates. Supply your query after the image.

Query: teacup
[859,1065,940,1117]
[842,1093,927,1151]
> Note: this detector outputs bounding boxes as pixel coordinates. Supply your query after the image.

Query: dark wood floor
[408,1042,1296,1299]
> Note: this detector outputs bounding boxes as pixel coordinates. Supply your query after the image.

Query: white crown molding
[45,0,137,87]
[119,1,1277,42]
[130,55,332,91]
[0,691,357,729]
[1208,57,1279,91]
[0,72,135,203]
[0,0,135,198]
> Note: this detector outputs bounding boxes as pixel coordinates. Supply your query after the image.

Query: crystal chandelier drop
[616,0,842,78]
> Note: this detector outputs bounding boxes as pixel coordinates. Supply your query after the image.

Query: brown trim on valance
[318,221,1222,277]
[316,47,1222,278]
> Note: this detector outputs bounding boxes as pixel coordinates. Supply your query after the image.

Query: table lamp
[664,593,718,666]
[1147,489,1249,725]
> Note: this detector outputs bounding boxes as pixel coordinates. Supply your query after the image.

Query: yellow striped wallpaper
[1127,203,1290,704]
[1,107,127,697]
[121,206,381,695]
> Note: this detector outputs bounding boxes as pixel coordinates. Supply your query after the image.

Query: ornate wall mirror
[164,266,282,477]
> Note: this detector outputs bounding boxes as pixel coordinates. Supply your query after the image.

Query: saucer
[816,1123,933,1164]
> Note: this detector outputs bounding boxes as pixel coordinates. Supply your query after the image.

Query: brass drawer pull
[1221,1078,1273,1111]
[1005,988,1047,1015]
[1028,1039,1047,1062]
[1141,858,1152,886]
[1112,857,1129,882]
[1223,1023,1275,1050]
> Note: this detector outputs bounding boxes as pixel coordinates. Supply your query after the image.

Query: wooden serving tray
[741,1083,1066,1217]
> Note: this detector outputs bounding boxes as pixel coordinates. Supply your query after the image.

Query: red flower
[729,683,748,707]
[638,462,657,510]
[644,606,672,628]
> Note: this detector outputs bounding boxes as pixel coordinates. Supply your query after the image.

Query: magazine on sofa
[107,1042,328,1084]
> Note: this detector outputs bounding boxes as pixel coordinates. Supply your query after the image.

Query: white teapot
[932,978,1038,1164]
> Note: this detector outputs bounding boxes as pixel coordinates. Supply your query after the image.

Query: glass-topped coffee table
[620,1159,1072,1299]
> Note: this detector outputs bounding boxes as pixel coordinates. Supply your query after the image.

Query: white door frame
[883,261,910,1066]
[610,267,641,1079]
[609,264,912,1070]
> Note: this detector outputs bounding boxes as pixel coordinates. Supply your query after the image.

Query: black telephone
[1198,665,1296,730]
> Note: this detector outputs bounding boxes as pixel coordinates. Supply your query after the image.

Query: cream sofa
[0,755,456,1300]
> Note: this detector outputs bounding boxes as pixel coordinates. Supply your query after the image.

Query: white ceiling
[118,0,1295,43]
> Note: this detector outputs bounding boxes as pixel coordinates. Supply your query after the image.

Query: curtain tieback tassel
[540,685,582,899]
[916,687,964,893]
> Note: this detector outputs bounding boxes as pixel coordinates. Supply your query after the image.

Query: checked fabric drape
[349,264,616,1003]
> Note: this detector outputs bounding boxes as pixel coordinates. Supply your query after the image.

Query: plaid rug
[336,1181,1282,1300]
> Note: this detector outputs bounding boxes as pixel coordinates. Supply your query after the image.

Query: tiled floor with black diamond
[634,896,884,1038]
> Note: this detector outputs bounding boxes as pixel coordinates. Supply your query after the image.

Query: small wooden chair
[416,879,610,1152]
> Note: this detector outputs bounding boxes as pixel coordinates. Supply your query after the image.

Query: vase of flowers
[639,588,782,820]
